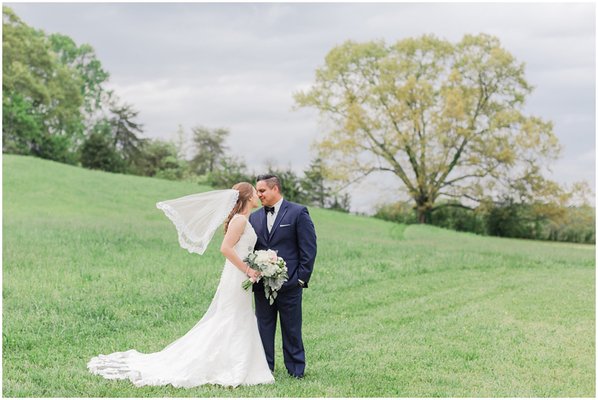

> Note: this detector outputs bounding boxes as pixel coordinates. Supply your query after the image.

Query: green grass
[3,154,595,397]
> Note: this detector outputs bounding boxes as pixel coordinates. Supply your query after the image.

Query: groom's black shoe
[289,373,304,379]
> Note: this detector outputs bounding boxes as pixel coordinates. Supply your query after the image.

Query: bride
[87,182,275,388]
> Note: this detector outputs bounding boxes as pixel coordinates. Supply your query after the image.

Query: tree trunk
[417,208,427,224]
[415,199,432,224]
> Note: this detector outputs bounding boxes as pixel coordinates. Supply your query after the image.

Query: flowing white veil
[156,189,239,255]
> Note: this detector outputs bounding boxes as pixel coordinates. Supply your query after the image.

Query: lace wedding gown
[88,215,275,388]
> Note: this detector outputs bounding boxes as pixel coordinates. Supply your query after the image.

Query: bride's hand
[247,268,260,281]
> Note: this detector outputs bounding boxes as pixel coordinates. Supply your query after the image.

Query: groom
[249,174,317,378]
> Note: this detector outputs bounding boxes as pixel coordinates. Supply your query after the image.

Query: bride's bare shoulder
[229,213,248,227]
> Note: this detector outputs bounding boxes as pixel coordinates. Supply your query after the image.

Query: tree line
[374,198,595,244]
[2,6,350,212]
[4,6,142,169]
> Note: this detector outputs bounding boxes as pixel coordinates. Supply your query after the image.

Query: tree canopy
[295,34,565,222]
[3,6,111,163]
[190,126,229,175]
[3,6,84,162]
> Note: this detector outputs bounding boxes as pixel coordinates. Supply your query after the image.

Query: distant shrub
[80,131,125,173]
[375,200,595,244]
[428,203,486,235]
[374,201,417,224]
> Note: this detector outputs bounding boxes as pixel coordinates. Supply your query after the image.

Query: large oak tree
[295,34,564,223]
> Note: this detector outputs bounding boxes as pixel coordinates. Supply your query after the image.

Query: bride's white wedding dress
[87,214,274,388]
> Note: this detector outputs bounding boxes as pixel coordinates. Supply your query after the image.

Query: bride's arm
[220,216,260,280]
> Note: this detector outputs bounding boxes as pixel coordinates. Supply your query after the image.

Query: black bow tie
[264,206,275,215]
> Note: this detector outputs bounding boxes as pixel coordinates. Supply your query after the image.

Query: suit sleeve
[296,206,317,287]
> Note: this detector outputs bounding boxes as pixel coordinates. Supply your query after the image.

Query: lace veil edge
[156,189,239,255]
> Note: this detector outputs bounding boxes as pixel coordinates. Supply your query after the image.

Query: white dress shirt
[266,197,284,233]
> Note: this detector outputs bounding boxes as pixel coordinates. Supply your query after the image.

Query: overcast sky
[7,2,596,212]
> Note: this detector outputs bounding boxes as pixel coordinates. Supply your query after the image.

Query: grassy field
[2,154,595,397]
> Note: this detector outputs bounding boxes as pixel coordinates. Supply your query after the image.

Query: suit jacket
[249,199,317,290]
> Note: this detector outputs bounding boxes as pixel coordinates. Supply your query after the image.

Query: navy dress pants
[254,285,305,377]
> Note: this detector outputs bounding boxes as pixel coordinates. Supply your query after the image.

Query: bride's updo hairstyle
[224,182,254,233]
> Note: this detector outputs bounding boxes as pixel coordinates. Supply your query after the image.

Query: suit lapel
[268,200,288,240]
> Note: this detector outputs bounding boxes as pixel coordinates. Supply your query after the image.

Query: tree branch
[442,173,487,186]
[431,202,476,212]
[437,191,484,204]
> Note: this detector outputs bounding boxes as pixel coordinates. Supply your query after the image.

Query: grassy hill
[2,154,595,397]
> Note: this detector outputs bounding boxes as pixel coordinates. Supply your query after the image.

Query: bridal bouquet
[242,249,288,304]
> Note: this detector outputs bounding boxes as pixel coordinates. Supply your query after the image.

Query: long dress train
[87,215,274,388]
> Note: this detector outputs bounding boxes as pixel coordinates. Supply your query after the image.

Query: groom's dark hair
[256,174,282,192]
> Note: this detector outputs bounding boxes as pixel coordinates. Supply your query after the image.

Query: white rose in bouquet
[255,251,272,265]
[264,262,279,277]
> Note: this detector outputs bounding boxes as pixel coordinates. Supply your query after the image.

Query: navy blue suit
[249,199,317,377]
